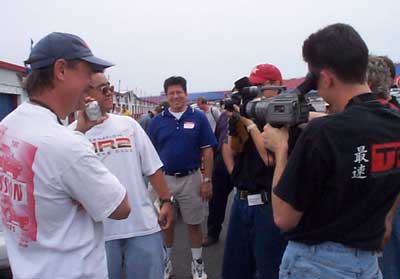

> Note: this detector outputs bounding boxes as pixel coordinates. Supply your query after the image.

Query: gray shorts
[165,171,206,225]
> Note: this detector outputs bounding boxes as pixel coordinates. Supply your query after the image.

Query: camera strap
[29,98,63,125]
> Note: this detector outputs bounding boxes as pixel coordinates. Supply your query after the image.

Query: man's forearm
[248,125,272,166]
[148,168,171,200]
[271,147,302,231]
[202,147,214,179]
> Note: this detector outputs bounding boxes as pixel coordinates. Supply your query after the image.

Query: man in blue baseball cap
[0,32,131,278]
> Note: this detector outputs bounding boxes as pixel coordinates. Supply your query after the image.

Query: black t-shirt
[274,93,400,251]
[231,136,275,193]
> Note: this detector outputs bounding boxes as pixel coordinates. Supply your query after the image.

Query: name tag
[247,194,264,206]
[184,122,195,129]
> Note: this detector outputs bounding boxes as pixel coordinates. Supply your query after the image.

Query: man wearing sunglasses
[70,72,174,279]
[0,32,131,279]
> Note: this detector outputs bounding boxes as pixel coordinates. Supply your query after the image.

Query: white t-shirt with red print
[0,102,126,279]
[70,113,163,240]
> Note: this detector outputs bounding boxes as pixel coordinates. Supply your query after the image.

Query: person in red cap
[221,63,287,279]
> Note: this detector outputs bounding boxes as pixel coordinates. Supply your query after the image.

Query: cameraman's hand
[262,124,289,154]
[233,104,254,127]
[75,97,107,134]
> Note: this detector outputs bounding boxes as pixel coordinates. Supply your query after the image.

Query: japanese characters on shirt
[352,142,400,179]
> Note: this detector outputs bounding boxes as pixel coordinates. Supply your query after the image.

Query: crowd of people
[0,22,399,279]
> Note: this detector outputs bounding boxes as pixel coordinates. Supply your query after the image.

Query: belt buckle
[174,172,182,177]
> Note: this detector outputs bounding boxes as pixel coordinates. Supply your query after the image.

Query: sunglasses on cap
[88,83,114,94]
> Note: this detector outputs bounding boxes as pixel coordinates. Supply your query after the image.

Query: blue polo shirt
[148,106,217,173]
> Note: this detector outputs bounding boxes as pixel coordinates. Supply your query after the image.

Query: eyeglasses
[89,84,114,95]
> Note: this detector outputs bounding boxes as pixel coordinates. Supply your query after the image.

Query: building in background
[0,61,27,121]
[113,90,157,119]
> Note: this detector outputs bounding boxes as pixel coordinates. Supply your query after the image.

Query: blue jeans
[222,192,287,279]
[105,232,164,279]
[379,207,400,279]
[280,241,382,279]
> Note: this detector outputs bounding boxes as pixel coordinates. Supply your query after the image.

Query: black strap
[210,106,218,122]
[29,99,63,125]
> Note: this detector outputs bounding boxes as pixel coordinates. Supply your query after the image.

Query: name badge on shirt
[247,194,264,206]
[184,122,195,129]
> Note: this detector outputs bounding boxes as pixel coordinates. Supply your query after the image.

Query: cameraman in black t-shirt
[221,64,287,279]
[262,23,400,278]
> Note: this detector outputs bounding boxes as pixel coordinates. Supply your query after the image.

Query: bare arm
[200,147,214,201]
[263,124,303,231]
[380,193,400,250]
[202,147,214,180]
[270,146,303,231]
[148,168,171,201]
[241,117,273,166]
[148,168,174,230]
[108,193,131,220]
[222,140,235,174]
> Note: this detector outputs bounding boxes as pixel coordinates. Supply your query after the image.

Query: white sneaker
[191,259,207,279]
[164,258,173,279]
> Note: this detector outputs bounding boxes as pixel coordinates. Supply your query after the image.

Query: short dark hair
[163,76,187,93]
[379,56,396,79]
[197,97,207,104]
[302,23,369,84]
[24,59,80,97]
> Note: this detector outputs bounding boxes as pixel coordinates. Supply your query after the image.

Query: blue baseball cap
[24,32,114,71]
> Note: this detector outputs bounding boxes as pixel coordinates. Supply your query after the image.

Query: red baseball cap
[248,64,283,85]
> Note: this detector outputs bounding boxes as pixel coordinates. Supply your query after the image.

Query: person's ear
[53,59,68,81]
[319,69,334,89]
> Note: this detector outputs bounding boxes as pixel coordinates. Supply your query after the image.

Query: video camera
[225,72,318,127]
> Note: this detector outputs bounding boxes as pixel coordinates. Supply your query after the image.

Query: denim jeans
[222,192,287,279]
[105,231,164,279]
[280,241,382,279]
[379,207,400,279]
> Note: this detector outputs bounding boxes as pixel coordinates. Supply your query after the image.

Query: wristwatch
[203,177,212,184]
[159,195,175,207]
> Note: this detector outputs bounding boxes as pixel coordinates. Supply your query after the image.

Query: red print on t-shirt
[0,126,37,247]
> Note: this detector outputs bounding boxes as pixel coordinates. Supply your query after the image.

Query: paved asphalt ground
[170,192,234,279]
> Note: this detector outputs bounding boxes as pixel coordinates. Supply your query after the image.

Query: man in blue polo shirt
[148,76,217,279]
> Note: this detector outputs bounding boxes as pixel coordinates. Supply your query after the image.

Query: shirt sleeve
[61,152,126,222]
[147,117,157,147]
[132,120,163,176]
[273,125,330,212]
[199,113,218,149]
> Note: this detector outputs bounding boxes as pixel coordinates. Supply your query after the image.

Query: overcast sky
[2,0,399,96]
